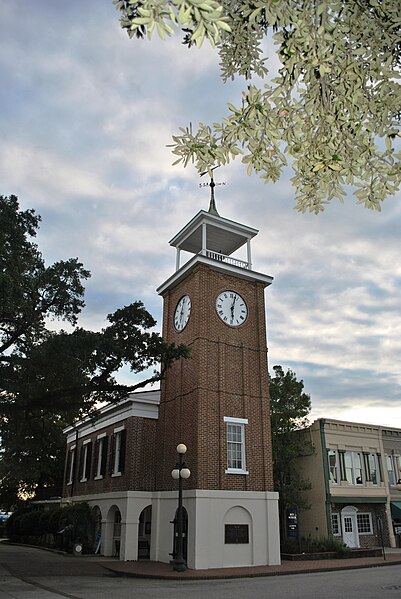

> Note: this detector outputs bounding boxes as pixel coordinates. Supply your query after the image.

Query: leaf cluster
[115,0,401,212]
[269,365,313,528]
[0,196,189,507]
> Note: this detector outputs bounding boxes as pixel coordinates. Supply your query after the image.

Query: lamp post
[171,443,190,572]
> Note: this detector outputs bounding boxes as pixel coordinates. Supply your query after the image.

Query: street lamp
[171,443,190,572]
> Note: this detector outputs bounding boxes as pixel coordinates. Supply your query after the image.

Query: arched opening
[171,507,188,562]
[138,505,152,559]
[92,506,102,554]
[113,509,122,557]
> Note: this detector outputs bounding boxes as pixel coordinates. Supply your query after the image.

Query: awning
[391,502,401,522]
[331,496,386,504]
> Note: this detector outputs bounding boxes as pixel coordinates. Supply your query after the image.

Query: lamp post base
[173,558,187,572]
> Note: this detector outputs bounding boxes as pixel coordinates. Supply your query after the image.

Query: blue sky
[1,1,400,427]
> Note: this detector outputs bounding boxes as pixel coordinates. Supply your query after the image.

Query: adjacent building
[296,419,401,548]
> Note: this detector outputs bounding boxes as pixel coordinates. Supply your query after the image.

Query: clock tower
[154,194,280,569]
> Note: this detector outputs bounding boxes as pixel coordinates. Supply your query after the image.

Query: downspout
[319,419,332,537]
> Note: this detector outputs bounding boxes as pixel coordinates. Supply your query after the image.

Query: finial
[200,166,225,216]
[208,176,219,216]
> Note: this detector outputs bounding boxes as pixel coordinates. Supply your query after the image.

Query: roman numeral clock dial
[174,294,191,332]
[216,291,248,327]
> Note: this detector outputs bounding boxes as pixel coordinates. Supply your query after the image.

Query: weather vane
[199,166,226,216]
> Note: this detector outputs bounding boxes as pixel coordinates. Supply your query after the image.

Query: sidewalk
[100,549,401,580]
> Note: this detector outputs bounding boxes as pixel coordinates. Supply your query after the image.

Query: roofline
[169,210,258,248]
[63,389,160,439]
[157,254,273,295]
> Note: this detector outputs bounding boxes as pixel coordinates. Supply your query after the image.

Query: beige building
[297,419,401,548]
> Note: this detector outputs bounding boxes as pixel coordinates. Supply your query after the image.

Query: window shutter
[93,439,100,479]
[86,441,93,479]
[78,445,85,480]
[109,433,116,475]
[101,436,109,476]
[119,429,127,474]
[65,448,72,483]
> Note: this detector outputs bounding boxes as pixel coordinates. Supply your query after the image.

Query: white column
[202,222,207,256]
[265,492,281,565]
[175,248,181,271]
[246,239,252,270]
[102,518,114,557]
[120,520,139,561]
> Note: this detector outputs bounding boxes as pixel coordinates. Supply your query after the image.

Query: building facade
[296,419,401,548]
[62,201,281,568]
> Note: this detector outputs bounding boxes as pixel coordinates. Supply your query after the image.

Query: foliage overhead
[0,195,189,507]
[269,365,313,535]
[114,0,401,213]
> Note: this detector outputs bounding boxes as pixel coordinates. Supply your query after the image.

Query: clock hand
[230,296,237,323]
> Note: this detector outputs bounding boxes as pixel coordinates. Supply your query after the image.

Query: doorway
[341,506,359,548]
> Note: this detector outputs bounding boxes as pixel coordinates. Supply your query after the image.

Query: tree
[269,365,312,540]
[0,195,189,507]
[113,0,401,213]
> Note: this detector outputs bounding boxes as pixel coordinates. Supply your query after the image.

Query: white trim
[157,254,273,295]
[331,513,341,536]
[114,425,125,434]
[225,468,249,475]
[357,512,373,534]
[83,438,92,446]
[95,436,106,479]
[64,390,159,442]
[225,418,248,474]
[67,446,76,485]
[224,417,249,425]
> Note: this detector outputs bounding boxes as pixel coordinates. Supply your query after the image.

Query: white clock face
[216,290,248,327]
[174,295,191,331]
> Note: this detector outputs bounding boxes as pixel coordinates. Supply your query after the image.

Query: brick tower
[154,191,280,569]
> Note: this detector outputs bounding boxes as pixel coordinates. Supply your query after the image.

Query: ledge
[281,547,383,561]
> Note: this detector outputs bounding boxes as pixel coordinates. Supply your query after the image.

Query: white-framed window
[328,449,339,484]
[386,455,396,486]
[367,453,379,484]
[79,439,92,482]
[331,513,341,536]
[357,513,373,534]
[111,427,126,477]
[224,417,248,474]
[67,445,76,485]
[344,451,363,485]
[94,433,108,480]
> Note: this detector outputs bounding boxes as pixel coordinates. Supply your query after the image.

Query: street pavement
[1,543,401,599]
[1,541,401,579]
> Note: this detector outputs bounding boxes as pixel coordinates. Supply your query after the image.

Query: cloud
[1,0,400,429]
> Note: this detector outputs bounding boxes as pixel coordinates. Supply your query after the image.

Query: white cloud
[1,0,400,430]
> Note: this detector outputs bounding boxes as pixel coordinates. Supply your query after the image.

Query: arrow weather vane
[199,166,226,216]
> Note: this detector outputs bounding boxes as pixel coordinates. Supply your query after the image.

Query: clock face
[216,290,248,327]
[174,295,191,332]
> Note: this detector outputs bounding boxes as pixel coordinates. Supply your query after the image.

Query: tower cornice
[157,254,273,295]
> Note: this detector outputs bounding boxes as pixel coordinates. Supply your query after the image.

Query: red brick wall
[63,415,157,498]
[156,264,274,492]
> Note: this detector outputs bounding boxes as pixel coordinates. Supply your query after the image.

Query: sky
[1,1,400,428]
